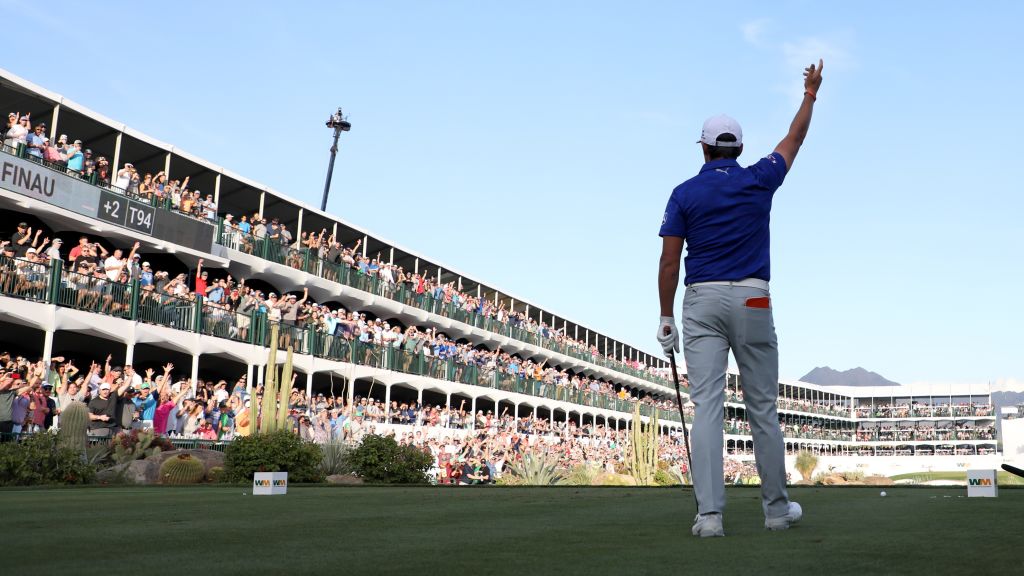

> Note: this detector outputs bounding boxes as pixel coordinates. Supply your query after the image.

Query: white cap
[99,383,111,391]
[699,114,743,147]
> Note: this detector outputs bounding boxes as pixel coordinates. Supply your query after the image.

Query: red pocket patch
[745,297,771,309]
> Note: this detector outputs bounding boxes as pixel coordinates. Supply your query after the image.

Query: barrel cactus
[160,454,206,484]
[57,401,89,454]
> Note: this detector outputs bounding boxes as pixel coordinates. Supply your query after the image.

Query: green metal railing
[217,217,673,389]
[0,255,676,422]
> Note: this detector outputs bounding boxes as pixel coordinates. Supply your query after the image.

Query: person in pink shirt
[151,363,190,436]
[196,419,217,440]
[29,384,50,433]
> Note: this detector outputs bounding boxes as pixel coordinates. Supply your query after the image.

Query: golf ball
[880,491,887,497]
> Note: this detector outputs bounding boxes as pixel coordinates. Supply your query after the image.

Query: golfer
[657,60,823,537]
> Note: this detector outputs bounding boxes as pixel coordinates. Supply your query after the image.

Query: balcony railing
[217,220,673,388]
[0,254,678,423]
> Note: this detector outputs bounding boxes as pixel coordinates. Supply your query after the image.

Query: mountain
[800,366,899,387]
[992,391,1024,411]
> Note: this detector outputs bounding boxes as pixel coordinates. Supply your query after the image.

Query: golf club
[668,351,697,507]
[1001,463,1024,479]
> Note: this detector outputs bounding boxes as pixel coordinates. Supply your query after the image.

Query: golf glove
[657,316,679,355]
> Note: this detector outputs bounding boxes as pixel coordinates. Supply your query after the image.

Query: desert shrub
[795,450,819,481]
[841,469,865,482]
[346,434,432,484]
[654,468,678,486]
[224,431,325,483]
[319,442,355,476]
[206,466,226,483]
[0,432,96,486]
[566,464,598,486]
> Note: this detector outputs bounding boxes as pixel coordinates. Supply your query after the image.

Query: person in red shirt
[67,236,91,262]
[194,258,207,296]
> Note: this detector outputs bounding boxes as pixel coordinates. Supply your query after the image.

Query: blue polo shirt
[659,154,787,285]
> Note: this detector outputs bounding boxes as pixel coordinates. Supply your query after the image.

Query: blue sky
[4,1,1021,389]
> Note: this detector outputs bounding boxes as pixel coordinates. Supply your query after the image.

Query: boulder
[97,460,162,485]
[156,449,226,474]
[326,474,364,485]
[592,472,637,486]
[820,474,848,486]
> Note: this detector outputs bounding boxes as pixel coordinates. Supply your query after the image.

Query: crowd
[4,112,216,222]
[219,213,667,384]
[854,424,996,442]
[854,403,995,419]
[0,348,698,484]
[1,216,680,417]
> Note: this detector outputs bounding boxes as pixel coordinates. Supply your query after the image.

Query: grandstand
[0,67,1002,478]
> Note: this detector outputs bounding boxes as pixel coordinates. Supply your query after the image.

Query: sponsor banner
[1,153,214,253]
[253,472,288,495]
[1,156,99,217]
[967,469,997,497]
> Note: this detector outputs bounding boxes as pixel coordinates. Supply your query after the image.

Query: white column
[258,190,266,218]
[124,342,135,366]
[385,384,392,420]
[48,104,61,143]
[41,330,55,381]
[305,372,313,403]
[190,354,199,395]
[445,392,452,411]
[213,173,222,209]
[110,133,123,181]
[246,364,254,397]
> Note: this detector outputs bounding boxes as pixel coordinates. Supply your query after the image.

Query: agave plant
[506,453,566,486]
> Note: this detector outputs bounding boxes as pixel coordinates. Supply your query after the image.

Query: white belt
[687,277,769,290]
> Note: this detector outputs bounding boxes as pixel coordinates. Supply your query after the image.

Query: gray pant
[682,284,789,519]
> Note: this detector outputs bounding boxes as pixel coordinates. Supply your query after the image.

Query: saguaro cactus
[629,403,659,486]
[276,346,294,432]
[260,324,280,433]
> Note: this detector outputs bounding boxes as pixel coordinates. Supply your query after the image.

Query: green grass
[890,470,1024,485]
[1,486,1018,576]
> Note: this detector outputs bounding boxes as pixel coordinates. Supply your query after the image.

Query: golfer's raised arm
[774,59,823,172]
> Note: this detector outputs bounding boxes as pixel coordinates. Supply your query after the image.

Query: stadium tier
[0,68,1001,478]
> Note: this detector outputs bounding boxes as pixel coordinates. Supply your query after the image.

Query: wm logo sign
[968,478,993,486]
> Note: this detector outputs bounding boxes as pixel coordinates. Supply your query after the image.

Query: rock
[821,474,848,486]
[98,460,162,485]
[157,449,226,473]
[326,474,364,485]
[862,475,895,486]
[592,472,637,486]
